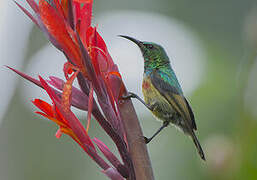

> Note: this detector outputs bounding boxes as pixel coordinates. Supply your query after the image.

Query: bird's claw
[121,92,136,100]
[144,136,150,144]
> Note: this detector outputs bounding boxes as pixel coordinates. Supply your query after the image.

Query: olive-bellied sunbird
[120,35,205,161]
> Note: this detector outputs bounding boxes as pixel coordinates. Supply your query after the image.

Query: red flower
[10,0,134,179]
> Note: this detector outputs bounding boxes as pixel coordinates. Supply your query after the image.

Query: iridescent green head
[119,35,170,69]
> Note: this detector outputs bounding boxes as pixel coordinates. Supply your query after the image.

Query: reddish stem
[118,97,155,180]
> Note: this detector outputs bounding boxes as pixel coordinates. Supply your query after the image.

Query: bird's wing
[150,69,197,130]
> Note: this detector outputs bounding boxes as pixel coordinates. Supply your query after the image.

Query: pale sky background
[0,1,33,124]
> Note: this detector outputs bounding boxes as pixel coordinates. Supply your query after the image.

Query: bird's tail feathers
[190,132,206,161]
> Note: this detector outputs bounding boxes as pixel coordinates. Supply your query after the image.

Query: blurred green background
[1,0,257,179]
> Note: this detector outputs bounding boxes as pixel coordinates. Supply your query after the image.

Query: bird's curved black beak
[118,35,144,48]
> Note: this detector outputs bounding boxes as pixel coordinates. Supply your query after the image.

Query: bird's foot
[121,92,136,100]
[144,136,151,144]
[144,121,170,144]
[163,121,170,127]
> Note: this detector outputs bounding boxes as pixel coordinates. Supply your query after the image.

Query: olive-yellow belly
[142,76,175,122]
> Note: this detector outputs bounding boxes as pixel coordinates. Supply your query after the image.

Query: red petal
[90,28,101,75]
[86,27,116,74]
[35,111,66,127]
[53,0,66,19]
[6,66,43,88]
[76,31,101,92]
[26,0,39,13]
[61,0,69,18]
[67,0,75,29]
[15,1,39,27]
[39,76,61,104]
[32,99,54,117]
[106,73,123,102]
[79,1,93,42]
[57,105,95,150]
[86,27,108,54]
[39,0,82,68]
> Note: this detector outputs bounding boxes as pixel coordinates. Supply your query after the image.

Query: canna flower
[9,0,135,179]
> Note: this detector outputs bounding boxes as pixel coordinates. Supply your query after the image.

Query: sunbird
[120,35,205,161]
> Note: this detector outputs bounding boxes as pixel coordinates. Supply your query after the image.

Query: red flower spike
[12,0,136,178]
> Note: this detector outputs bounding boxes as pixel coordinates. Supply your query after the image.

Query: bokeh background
[1,0,257,179]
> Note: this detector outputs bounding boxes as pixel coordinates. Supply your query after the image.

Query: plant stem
[118,97,155,180]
